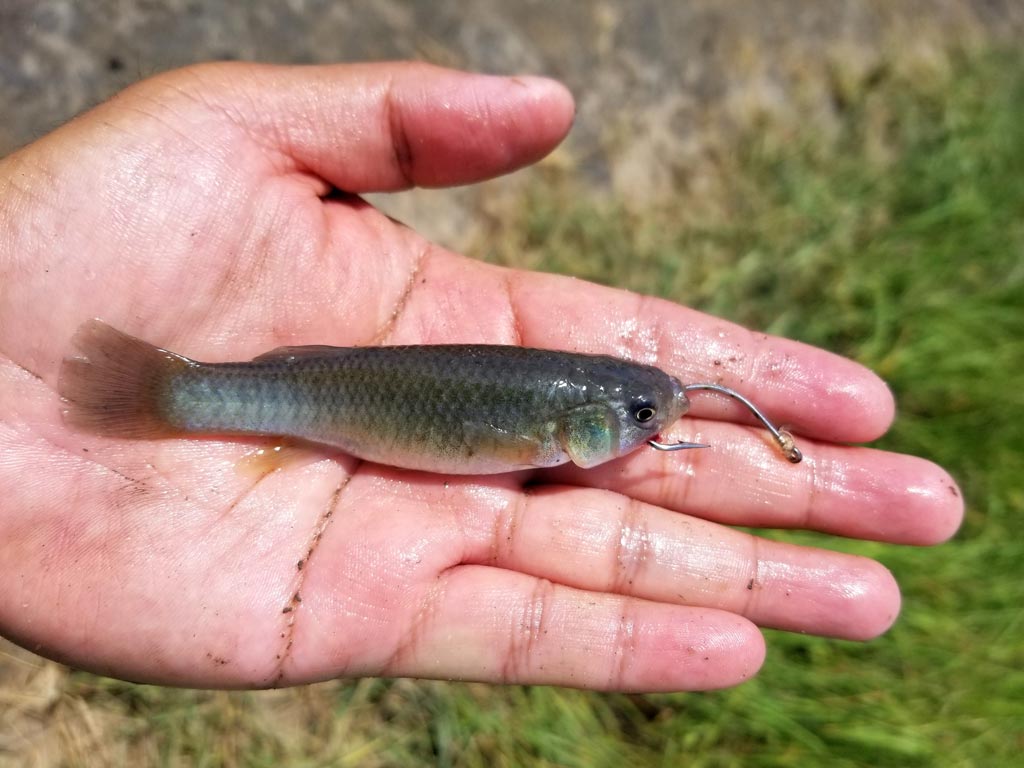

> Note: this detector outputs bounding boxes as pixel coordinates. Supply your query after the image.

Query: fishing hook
[647,383,803,463]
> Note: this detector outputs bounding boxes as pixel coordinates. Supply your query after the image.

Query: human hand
[0,62,963,691]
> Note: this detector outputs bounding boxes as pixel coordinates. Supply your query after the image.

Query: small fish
[59,320,801,474]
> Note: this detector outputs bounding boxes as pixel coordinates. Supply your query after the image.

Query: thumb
[167,60,575,192]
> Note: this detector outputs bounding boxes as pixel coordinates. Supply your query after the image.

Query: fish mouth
[669,376,691,422]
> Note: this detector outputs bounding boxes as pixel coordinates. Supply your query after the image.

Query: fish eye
[632,403,657,423]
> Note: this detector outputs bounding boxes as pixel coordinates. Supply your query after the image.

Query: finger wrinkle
[489,489,526,565]
[800,453,823,531]
[503,272,525,347]
[610,498,653,595]
[383,74,415,189]
[655,422,705,509]
[609,595,639,690]
[502,577,555,682]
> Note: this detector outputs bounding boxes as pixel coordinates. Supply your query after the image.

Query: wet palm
[0,62,963,691]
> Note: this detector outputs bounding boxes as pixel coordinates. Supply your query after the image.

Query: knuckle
[502,578,555,681]
[609,498,653,594]
[609,596,639,690]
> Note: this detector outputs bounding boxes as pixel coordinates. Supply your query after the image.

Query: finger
[456,486,901,641]
[545,419,965,545]
[173,61,575,191]
[380,565,765,692]
[507,271,895,444]
[376,251,893,444]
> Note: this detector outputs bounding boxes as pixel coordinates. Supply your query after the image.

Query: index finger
[348,228,892,445]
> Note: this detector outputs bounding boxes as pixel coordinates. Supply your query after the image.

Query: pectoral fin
[557,405,620,469]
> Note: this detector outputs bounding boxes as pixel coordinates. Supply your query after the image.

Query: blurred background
[2,1,1022,766]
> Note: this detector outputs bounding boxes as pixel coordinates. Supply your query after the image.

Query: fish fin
[557,405,619,468]
[235,439,322,477]
[59,319,190,439]
[252,345,347,362]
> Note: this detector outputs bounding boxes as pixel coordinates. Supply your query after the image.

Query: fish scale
[59,321,693,474]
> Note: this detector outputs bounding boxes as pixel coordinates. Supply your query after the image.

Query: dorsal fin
[251,345,349,362]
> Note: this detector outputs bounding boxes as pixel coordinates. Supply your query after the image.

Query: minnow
[58,319,801,474]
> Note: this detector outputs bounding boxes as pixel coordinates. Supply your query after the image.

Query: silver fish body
[60,321,691,474]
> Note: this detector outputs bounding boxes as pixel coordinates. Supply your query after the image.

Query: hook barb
[647,439,709,452]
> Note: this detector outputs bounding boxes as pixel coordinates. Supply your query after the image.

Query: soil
[2,1,1022,248]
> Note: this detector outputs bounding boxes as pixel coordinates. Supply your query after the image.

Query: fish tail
[59,319,190,439]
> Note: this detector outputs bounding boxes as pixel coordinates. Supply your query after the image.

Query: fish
[58,319,693,474]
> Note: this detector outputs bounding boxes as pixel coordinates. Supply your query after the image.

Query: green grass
[44,45,1024,766]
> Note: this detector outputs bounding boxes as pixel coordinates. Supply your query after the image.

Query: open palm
[0,62,962,691]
